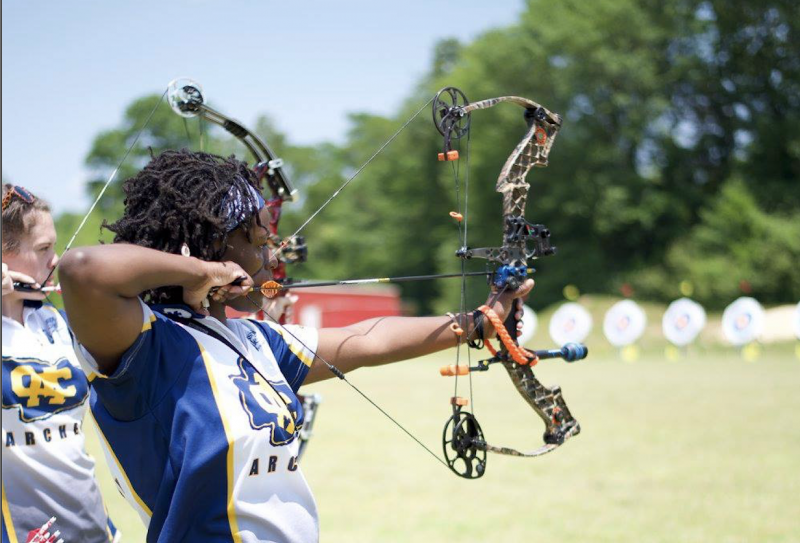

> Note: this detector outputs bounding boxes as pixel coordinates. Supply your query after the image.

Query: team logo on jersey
[2,356,88,422]
[230,357,303,446]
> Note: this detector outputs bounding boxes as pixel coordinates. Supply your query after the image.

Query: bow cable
[239,290,452,471]
[271,98,434,262]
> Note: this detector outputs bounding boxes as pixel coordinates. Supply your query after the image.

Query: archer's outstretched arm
[305,279,533,384]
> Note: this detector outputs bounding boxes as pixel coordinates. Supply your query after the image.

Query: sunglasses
[2,185,36,211]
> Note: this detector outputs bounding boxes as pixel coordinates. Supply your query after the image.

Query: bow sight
[456,217,557,290]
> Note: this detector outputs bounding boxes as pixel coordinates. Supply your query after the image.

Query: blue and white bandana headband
[219,179,265,232]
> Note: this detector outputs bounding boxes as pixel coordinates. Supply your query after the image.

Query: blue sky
[2,0,523,214]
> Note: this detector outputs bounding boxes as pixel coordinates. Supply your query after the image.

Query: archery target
[549,303,593,346]
[721,297,765,346]
[662,298,707,347]
[603,300,647,347]
[794,302,800,340]
[518,305,537,346]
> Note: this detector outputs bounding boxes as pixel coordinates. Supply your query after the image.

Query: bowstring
[238,95,450,471]
[221,95,478,472]
[244,293,451,471]
[42,87,169,289]
[272,97,434,263]
[449,121,474,414]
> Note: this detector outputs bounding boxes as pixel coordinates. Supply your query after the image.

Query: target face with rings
[662,298,707,346]
[722,297,765,346]
[549,303,592,346]
[603,300,647,347]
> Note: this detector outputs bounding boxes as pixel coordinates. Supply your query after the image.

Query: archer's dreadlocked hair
[103,149,263,304]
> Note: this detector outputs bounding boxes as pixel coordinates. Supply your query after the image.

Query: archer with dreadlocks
[58,149,533,542]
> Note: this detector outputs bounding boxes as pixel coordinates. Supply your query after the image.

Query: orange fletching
[259,280,283,299]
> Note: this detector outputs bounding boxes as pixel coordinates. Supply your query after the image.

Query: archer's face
[222,205,278,312]
[3,211,59,299]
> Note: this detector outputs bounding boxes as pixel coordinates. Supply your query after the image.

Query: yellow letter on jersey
[250,373,296,434]
[10,365,76,408]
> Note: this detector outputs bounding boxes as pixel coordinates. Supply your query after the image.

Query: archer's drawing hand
[182,261,254,315]
[2,262,41,298]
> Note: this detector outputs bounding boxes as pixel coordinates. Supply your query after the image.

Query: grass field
[85,337,800,542]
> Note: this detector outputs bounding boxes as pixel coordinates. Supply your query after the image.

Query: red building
[227,285,402,327]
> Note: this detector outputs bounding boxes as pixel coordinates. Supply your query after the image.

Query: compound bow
[432,87,587,478]
[51,80,586,477]
[164,83,589,477]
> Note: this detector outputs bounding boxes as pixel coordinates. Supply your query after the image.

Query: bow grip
[503,298,523,348]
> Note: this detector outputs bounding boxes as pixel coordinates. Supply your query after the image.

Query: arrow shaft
[274,271,493,291]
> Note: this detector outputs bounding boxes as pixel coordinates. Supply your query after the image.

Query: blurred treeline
[57,0,799,313]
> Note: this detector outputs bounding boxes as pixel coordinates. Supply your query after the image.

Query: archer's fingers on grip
[513,278,535,298]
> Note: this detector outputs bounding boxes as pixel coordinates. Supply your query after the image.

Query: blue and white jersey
[74,300,319,543]
[2,302,119,543]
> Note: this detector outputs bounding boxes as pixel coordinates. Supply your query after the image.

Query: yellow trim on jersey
[2,482,20,543]
[88,410,153,518]
[87,368,107,381]
[197,342,243,543]
[87,312,155,381]
[141,312,157,332]
[265,322,314,367]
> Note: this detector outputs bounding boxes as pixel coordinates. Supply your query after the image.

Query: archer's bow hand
[480,278,534,339]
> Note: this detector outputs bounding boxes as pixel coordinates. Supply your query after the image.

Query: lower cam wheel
[442,410,487,479]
